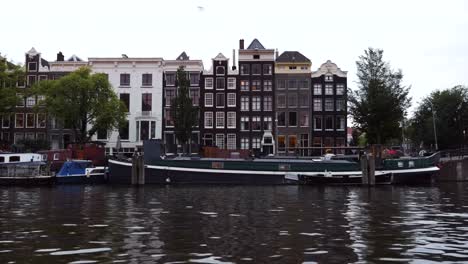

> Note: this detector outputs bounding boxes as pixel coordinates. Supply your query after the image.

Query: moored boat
[0,153,54,185]
[55,160,107,184]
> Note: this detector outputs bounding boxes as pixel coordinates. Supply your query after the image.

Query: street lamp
[429,102,438,151]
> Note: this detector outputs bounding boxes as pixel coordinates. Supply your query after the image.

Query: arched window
[216,66,225,75]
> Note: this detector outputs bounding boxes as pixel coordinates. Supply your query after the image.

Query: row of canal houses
[1,39,347,156]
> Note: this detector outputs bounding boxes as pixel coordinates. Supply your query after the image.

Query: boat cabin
[0,153,44,164]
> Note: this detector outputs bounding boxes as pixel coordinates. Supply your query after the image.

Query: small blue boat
[56,160,107,184]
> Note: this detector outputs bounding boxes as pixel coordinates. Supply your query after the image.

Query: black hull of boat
[0,177,55,186]
[108,160,437,185]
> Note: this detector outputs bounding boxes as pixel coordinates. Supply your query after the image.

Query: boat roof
[170,157,354,164]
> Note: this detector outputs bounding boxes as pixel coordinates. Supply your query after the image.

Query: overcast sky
[2,0,467,111]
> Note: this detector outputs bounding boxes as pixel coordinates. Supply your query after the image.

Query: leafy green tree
[170,66,199,154]
[408,86,468,150]
[0,55,22,115]
[33,67,127,144]
[349,48,411,145]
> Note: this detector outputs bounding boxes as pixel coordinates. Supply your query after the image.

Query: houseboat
[0,153,54,185]
[55,160,107,184]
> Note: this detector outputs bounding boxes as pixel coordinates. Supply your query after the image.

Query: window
[313,98,322,111]
[205,93,213,107]
[325,116,334,130]
[203,133,213,146]
[204,112,213,128]
[17,77,25,88]
[263,96,272,111]
[313,84,322,95]
[141,93,152,111]
[278,135,286,152]
[216,93,225,108]
[216,112,225,128]
[288,79,297,89]
[325,75,333,82]
[252,137,261,149]
[227,112,236,128]
[28,62,37,71]
[263,116,272,131]
[278,112,286,127]
[241,96,249,111]
[165,109,174,127]
[336,99,345,111]
[165,73,176,86]
[241,138,249,149]
[325,98,334,111]
[37,113,46,128]
[216,134,225,149]
[142,74,152,86]
[216,77,225,90]
[190,88,200,106]
[165,89,176,107]
[325,84,334,95]
[336,84,345,95]
[240,80,249,91]
[16,93,24,107]
[289,66,297,70]
[300,112,309,127]
[299,93,309,107]
[216,66,225,75]
[15,113,24,128]
[28,75,36,86]
[277,94,286,108]
[251,80,261,91]
[227,93,236,107]
[263,80,272,91]
[120,94,130,112]
[227,134,236,150]
[300,134,309,149]
[120,73,130,86]
[252,64,261,75]
[253,55,260,59]
[241,117,249,131]
[336,116,346,131]
[252,96,261,111]
[299,79,309,89]
[252,116,261,131]
[263,64,272,75]
[288,112,297,127]
[288,93,297,107]
[26,113,35,128]
[240,64,250,75]
[288,135,297,151]
[227,78,236,89]
[2,115,10,128]
[37,95,45,104]
[277,79,286,89]
[190,73,200,86]
[205,78,213,89]
[26,96,36,107]
[314,116,322,131]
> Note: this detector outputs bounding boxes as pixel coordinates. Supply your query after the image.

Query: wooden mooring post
[361,154,376,186]
[131,153,145,185]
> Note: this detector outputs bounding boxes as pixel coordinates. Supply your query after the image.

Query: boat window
[9,156,20,162]
[278,164,290,171]
[53,153,60,161]
[0,157,4,163]
[408,161,415,168]
[42,154,48,161]
[398,162,404,168]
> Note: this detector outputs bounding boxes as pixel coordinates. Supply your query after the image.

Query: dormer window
[325,75,334,82]
[289,66,297,70]
[253,55,260,59]
[216,66,225,75]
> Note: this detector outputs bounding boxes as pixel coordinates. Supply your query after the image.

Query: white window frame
[227,112,236,129]
[216,93,225,108]
[263,96,272,111]
[227,93,236,107]
[215,134,225,149]
[241,137,249,149]
[313,98,322,111]
[325,98,334,111]
[263,116,272,131]
[227,78,236,89]
[37,113,46,128]
[313,84,322,95]
[241,96,249,111]
[216,66,225,76]
[325,75,334,82]
[26,113,35,128]
[227,134,236,150]
[216,77,225,90]
[16,93,24,107]
[252,137,261,149]
[336,84,345,95]
[205,78,213,89]
[325,84,334,95]
[26,96,36,107]
[15,113,24,128]
[252,116,261,131]
[28,62,37,72]
[204,112,213,128]
[216,112,225,128]
[204,93,213,107]
[263,80,272,91]
[241,117,249,131]
[252,96,261,111]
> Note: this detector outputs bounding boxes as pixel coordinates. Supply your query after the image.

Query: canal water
[1,184,468,264]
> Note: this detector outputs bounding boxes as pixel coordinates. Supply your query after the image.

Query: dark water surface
[1,184,468,264]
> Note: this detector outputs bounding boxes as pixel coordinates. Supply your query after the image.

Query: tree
[349,48,411,145]
[33,67,127,144]
[170,66,199,154]
[408,86,468,150]
[0,55,22,115]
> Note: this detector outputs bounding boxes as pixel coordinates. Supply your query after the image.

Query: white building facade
[88,57,164,154]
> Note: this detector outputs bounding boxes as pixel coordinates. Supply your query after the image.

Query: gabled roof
[311,60,347,78]
[213,53,228,61]
[247,39,265,50]
[176,51,189,61]
[67,55,83,62]
[276,51,310,63]
[27,47,39,56]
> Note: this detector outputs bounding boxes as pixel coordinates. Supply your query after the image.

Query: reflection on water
[1,184,468,263]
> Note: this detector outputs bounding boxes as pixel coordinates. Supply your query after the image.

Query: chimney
[275,49,279,59]
[57,52,64,61]
[239,39,244,50]
[232,49,237,70]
